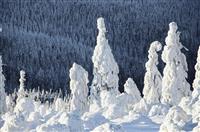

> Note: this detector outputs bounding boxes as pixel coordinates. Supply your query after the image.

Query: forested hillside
[0,0,200,94]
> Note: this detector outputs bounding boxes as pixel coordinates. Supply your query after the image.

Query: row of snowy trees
[0,17,200,131]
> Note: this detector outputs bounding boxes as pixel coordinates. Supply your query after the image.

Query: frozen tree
[17,70,26,102]
[124,78,141,105]
[0,56,6,115]
[6,94,15,112]
[143,41,162,105]
[69,63,89,114]
[161,22,191,106]
[192,46,200,99]
[90,17,119,107]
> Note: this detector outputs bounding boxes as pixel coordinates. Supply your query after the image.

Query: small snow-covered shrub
[133,99,149,115]
[178,96,192,115]
[159,106,190,132]
[124,78,141,107]
[148,104,169,117]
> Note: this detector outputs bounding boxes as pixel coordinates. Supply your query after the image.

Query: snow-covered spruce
[0,56,6,115]
[161,22,191,106]
[90,17,119,108]
[124,78,142,109]
[17,70,26,102]
[192,46,200,100]
[69,63,89,114]
[143,41,162,105]
[159,106,190,132]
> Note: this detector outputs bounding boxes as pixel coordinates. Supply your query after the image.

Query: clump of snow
[148,104,169,117]
[90,17,119,108]
[1,113,25,132]
[178,96,192,115]
[161,22,191,106]
[0,56,7,115]
[143,41,162,105]
[69,63,89,114]
[54,97,67,112]
[14,97,35,117]
[159,106,190,132]
[102,96,126,119]
[132,99,149,115]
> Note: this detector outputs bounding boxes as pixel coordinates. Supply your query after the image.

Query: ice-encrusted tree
[143,41,162,105]
[161,22,191,106]
[0,56,7,115]
[90,17,119,106]
[17,70,26,102]
[192,46,200,99]
[124,78,141,104]
[69,63,89,114]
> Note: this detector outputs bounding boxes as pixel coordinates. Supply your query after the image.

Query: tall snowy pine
[161,22,191,106]
[90,17,119,107]
[0,56,6,115]
[143,41,162,105]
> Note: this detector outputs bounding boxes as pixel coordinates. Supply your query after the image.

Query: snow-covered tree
[69,63,89,114]
[161,22,191,106]
[17,70,26,102]
[124,78,141,105]
[90,17,119,107]
[143,41,162,105]
[192,46,200,99]
[0,56,6,115]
